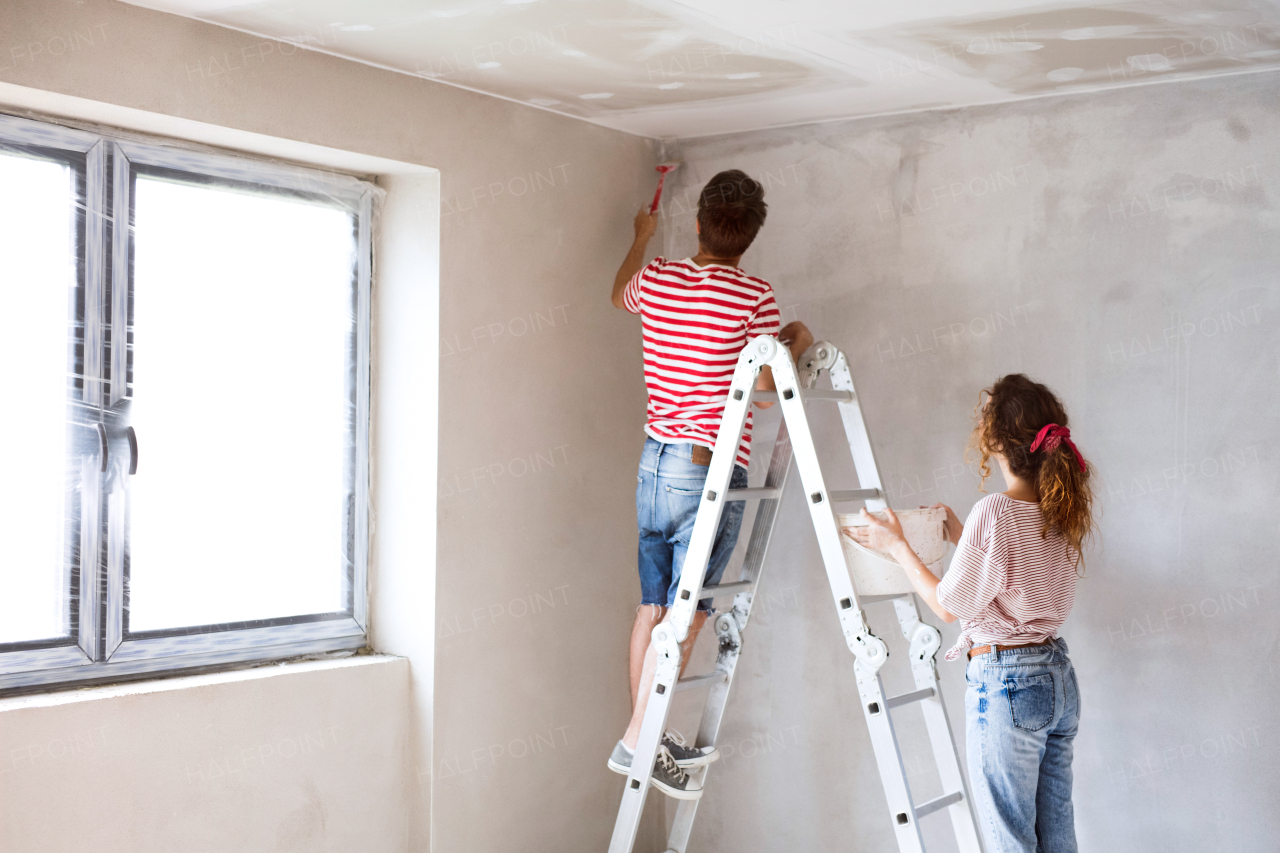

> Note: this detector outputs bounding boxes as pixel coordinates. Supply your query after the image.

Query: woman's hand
[845,507,956,623]
[922,502,963,545]
[843,507,907,552]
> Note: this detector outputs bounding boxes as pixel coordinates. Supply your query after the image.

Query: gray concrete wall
[660,72,1280,853]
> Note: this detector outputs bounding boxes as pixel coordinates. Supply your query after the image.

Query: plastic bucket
[837,507,948,596]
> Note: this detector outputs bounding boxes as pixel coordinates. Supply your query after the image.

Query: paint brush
[649,161,681,214]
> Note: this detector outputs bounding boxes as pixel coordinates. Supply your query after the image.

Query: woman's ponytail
[1034,432,1094,560]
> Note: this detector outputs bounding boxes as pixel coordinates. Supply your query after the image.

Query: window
[0,113,373,692]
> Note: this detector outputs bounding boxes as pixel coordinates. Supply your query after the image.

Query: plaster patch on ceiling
[857,3,1280,97]
[143,0,861,117]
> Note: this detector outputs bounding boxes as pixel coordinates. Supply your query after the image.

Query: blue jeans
[965,638,1080,853]
[636,438,748,612]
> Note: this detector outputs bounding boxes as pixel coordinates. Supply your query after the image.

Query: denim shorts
[965,637,1081,853]
[636,438,748,612]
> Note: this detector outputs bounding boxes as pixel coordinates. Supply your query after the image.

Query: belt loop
[993,644,1001,663]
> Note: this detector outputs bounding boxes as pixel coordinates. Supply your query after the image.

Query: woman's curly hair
[971,374,1095,568]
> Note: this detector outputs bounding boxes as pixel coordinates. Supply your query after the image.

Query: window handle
[96,423,108,473]
[126,426,138,475]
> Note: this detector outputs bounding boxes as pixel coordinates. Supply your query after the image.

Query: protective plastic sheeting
[0,152,75,644]
[127,177,355,631]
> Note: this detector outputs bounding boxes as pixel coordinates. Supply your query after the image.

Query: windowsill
[0,654,404,713]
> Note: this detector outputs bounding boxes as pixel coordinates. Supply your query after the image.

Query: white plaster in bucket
[838,507,948,596]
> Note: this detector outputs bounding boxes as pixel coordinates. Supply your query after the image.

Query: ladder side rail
[923,691,984,853]
[607,625,683,853]
[727,356,819,633]
[893,598,985,853]
[610,338,772,853]
[854,662,928,853]
[774,345,929,851]
[664,338,774,640]
[828,349,888,512]
[665,612,741,852]
[765,345,887,671]
[831,342,981,853]
[727,416,794,630]
[668,364,819,853]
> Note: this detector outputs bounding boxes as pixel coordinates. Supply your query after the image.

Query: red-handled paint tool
[649,161,681,214]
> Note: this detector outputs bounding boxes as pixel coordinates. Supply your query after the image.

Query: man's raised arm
[612,207,658,309]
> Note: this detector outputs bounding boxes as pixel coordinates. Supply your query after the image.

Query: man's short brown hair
[696,170,767,258]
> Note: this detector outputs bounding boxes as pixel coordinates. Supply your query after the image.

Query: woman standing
[847,374,1094,853]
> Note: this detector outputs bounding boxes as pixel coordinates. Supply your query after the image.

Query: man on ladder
[605,169,983,853]
[607,168,813,797]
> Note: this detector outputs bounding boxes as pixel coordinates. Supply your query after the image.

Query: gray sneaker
[606,740,632,775]
[606,742,703,800]
[651,745,702,799]
[662,730,718,768]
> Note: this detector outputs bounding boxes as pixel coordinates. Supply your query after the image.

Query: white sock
[619,741,634,755]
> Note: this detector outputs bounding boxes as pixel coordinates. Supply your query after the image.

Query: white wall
[0,657,410,852]
[0,1,658,851]
[660,72,1280,853]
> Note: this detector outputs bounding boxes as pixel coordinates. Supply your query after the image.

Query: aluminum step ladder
[607,337,983,853]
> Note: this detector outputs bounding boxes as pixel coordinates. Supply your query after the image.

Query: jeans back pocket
[1006,672,1055,732]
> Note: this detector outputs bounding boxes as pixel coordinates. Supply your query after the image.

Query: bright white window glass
[128,177,354,631]
[0,153,74,644]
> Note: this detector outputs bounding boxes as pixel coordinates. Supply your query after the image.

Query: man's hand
[633,206,657,243]
[777,321,814,360]
[753,320,815,408]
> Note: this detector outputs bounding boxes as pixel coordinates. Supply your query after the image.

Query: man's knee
[636,603,667,624]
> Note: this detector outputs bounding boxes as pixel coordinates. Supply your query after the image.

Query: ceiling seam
[658,62,1280,141]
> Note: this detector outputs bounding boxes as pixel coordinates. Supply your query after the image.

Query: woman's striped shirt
[936,493,1079,661]
[623,257,781,469]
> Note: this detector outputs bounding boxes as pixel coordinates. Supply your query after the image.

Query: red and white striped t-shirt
[936,493,1079,661]
[623,257,781,469]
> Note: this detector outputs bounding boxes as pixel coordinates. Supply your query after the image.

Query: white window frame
[0,112,373,692]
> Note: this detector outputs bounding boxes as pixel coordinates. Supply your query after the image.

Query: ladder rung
[885,687,935,709]
[675,671,727,692]
[859,593,909,604]
[914,791,964,819]
[829,488,883,502]
[701,580,753,597]
[755,388,854,403]
[726,487,782,500]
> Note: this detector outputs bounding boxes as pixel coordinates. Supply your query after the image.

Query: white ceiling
[122,0,1280,138]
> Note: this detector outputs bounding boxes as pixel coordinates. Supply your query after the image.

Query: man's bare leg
[629,604,665,708]
[623,609,707,748]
